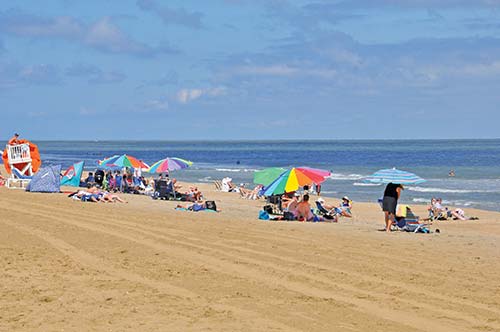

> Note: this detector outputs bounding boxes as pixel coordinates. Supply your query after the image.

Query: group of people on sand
[68,183,127,203]
[280,192,353,222]
[427,197,477,221]
[381,182,478,233]
[82,168,154,195]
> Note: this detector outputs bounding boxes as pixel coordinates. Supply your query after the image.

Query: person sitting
[427,197,437,219]
[239,184,263,200]
[221,177,237,192]
[143,178,155,196]
[114,171,122,192]
[184,186,203,202]
[8,133,20,145]
[432,198,448,220]
[94,169,105,187]
[296,194,322,222]
[315,197,339,222]
[338,196,353,217]
[83,172,95,186]
[283,193,300,213]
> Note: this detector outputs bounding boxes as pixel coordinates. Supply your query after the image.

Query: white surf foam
[327,173,365,181]
[215,168,258,173]
[407,186,496,194]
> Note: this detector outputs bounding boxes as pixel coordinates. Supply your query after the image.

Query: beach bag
[259,210,270,220]
[205,200,217,211]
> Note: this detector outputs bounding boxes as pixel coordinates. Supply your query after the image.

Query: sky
[1,0,500,140]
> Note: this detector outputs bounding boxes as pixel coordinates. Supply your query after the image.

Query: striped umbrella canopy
[363,168,426,185]
[253,167,287,186]
[147,157,193,173]
[98,154,149,170]
[263,167,331,196]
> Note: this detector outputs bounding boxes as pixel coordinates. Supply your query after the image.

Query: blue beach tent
[26,165,61,193]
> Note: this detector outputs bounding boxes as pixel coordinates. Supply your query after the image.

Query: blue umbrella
[363,168,425,185]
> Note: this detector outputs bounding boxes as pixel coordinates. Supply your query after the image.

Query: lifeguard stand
[6,143,33,189]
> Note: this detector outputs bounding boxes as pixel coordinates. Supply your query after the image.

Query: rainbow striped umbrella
[253,167,287,186]
[262,167,331,196]
[147,157,193,173]
[363,168,425,185]
[99,154,149,170]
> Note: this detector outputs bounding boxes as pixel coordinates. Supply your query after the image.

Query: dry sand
[1,173,500,331]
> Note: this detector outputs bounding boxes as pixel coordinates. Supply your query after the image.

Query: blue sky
[1,0,500,140]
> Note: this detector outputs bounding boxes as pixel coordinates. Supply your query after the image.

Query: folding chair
[393,206,430,233]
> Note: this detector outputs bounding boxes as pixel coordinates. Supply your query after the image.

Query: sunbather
[317,196,352,218]
[338,196,353,217]
[296,194,323,222]
[176,200,217,212]
[184,186,202,202]
[221,177,237,192]
[240,184,263,200]
[101,191,127,203]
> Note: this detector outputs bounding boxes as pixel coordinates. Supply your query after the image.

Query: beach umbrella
[262,167,331,196]
[99,154,149,170]
[253,167,287,186]
[363,168,426,185]
[147,157,193,173]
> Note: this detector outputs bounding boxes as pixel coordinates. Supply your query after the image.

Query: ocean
[35,139,500,212]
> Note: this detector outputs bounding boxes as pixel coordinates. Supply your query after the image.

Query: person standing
[382,182,403,232]
[8,133,20,145]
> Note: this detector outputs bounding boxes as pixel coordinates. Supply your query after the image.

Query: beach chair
[213,180,222,191]
[153,180,174,200]
[315,201,339,221]
[393,206,430,233]
[7,167,33,189]
[265,195,283,215]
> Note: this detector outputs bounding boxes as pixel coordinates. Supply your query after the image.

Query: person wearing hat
[8,133,20,145]
[339,196,352,217]
[382,182,404,232]
[317,196,353,218]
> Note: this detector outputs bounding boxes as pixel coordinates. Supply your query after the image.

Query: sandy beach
[1,169,500,332]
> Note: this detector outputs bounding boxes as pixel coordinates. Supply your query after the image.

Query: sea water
[35,139,500,212]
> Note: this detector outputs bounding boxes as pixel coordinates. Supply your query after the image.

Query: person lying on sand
[101,191,128,203]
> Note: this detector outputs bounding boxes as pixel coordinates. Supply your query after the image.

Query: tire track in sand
[4,206,489,332]
[22,198,498,327]
[0,216,306,332]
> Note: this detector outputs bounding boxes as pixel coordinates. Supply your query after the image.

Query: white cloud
[145,99,169,111]
[79,107,96,115]
[84,17,148,54]
[177,87,227,103]
[0,12,174,57]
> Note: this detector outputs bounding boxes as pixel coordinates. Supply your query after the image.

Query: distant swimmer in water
[236,160,240,165]
[449,169,455,177]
